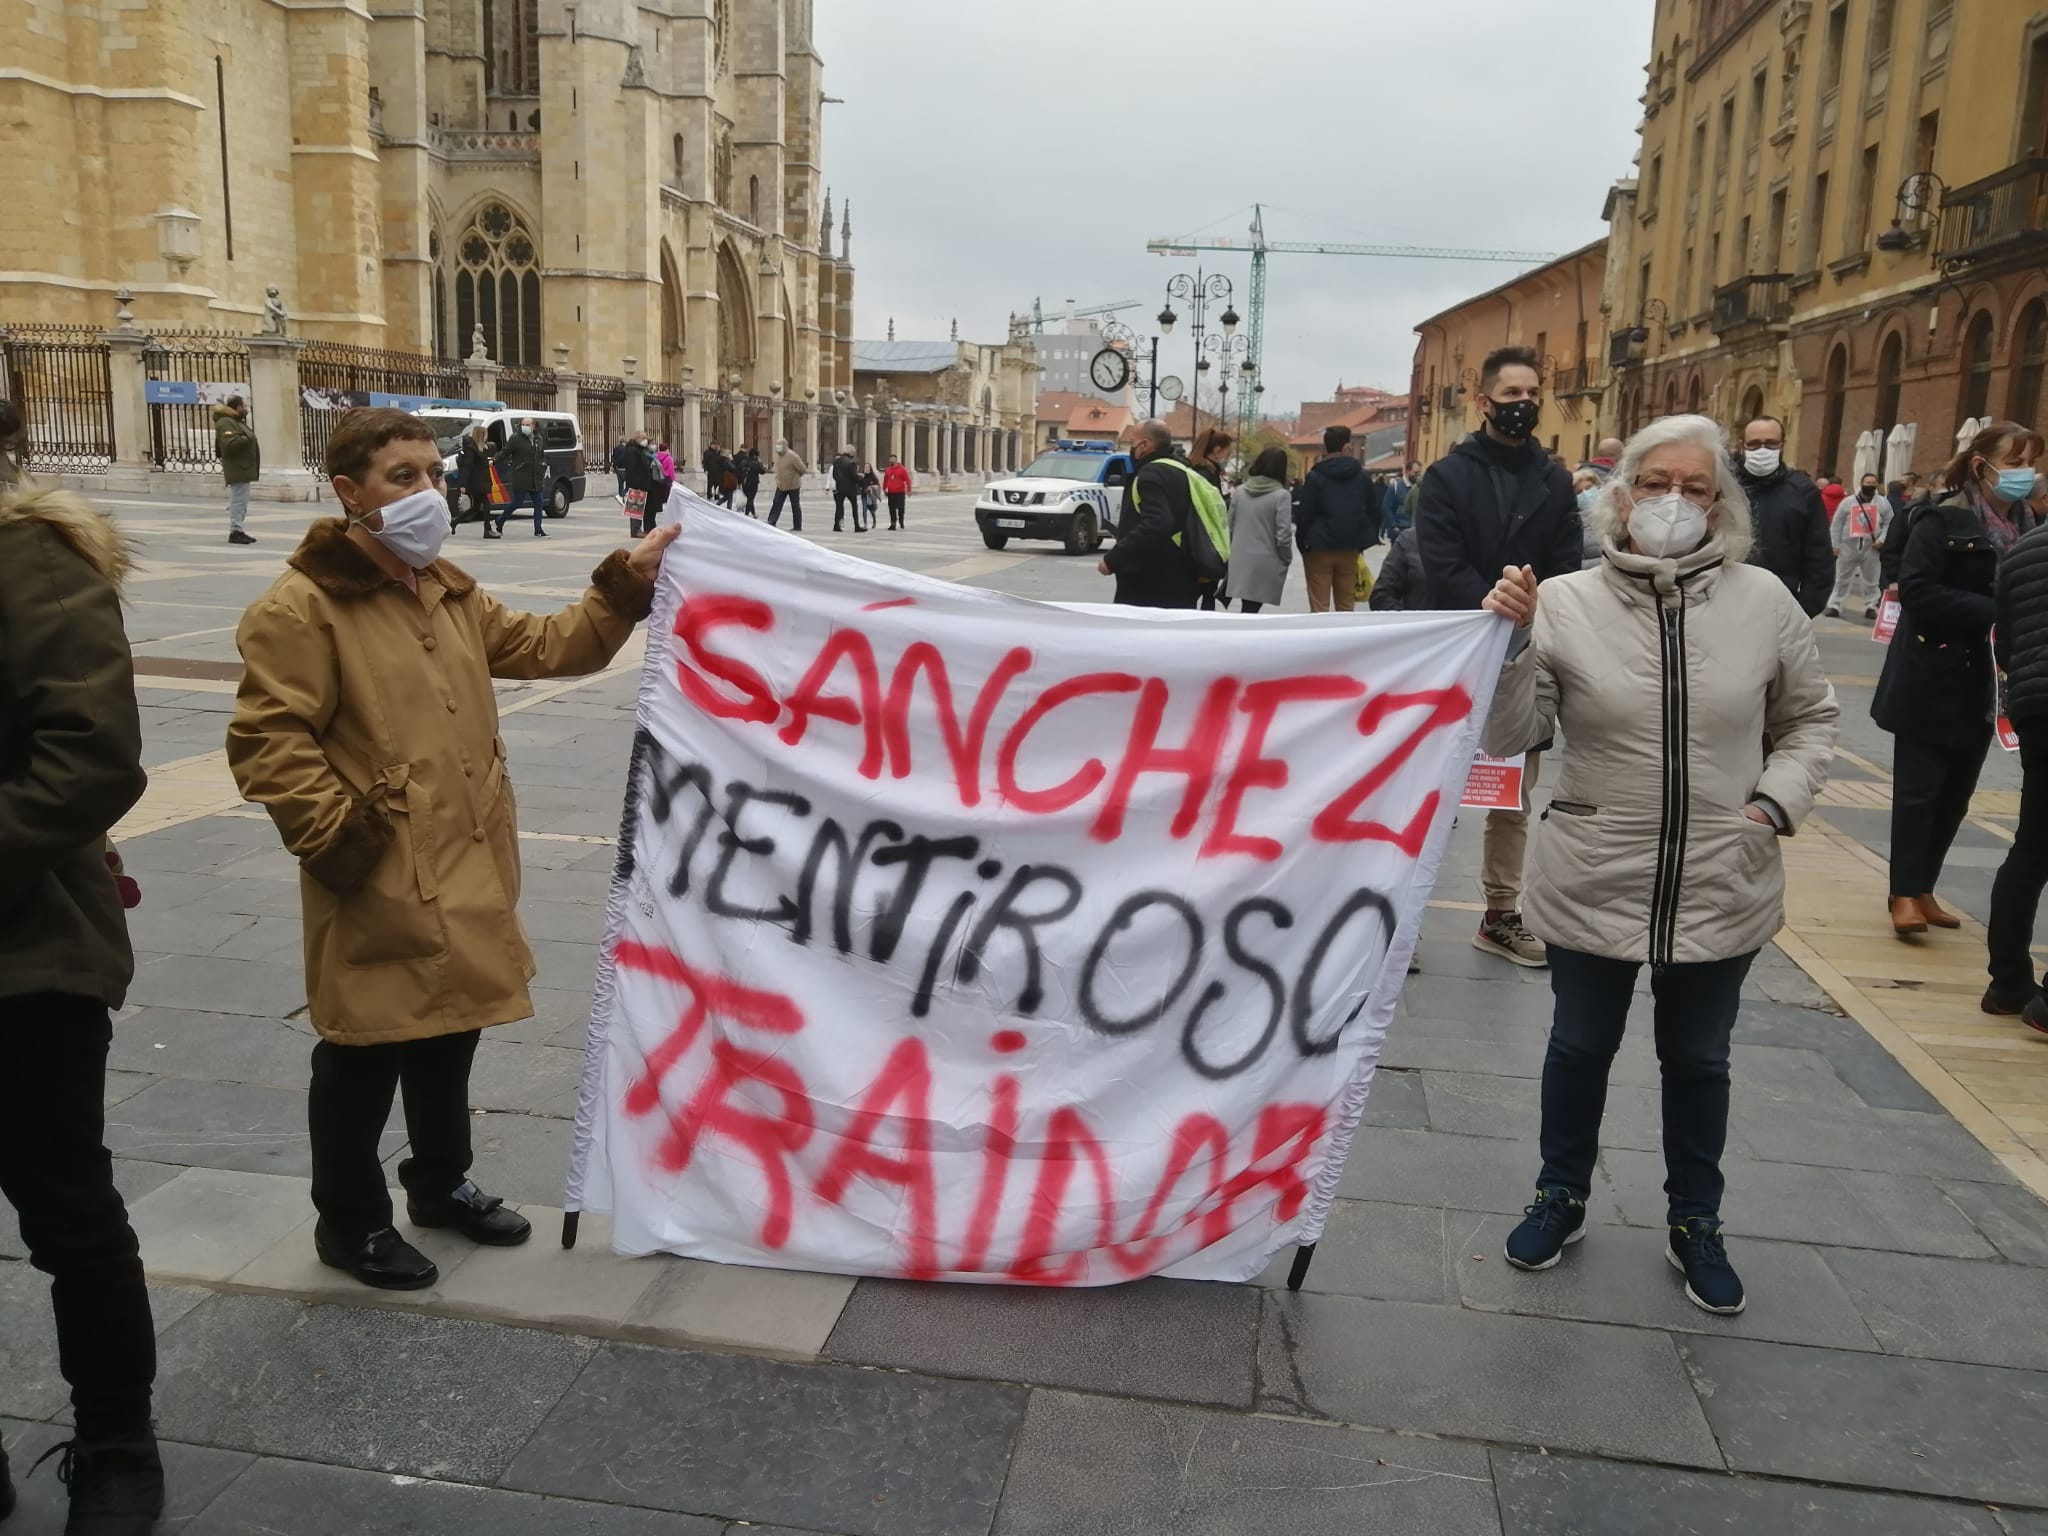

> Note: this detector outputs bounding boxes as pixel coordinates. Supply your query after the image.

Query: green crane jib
[1147,205,1557,447]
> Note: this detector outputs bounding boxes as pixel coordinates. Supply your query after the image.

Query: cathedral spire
[840,200,851,261]
[820,188,833,257]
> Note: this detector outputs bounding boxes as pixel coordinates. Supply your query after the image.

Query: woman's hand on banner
[1482,565,1538,628]
[629,522,682,580]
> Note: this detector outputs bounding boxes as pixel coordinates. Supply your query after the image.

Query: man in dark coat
[490,418,548,538]
[1098,419,1200,609]
[1414,344,1581,970]
[214,397,261,546]
[0,482,166,1529]
[1295,424,1381,612]
[831,450,861,531]
[1733,415,1832,615]
[701,443,731,506]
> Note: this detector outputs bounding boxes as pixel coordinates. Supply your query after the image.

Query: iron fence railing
[297,341,468,472]
[0,325,115,471]
[1936,158,2048,267]
[495,364,557,412]
[142,331,250,471]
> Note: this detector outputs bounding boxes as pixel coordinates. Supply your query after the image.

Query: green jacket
[0,485,147,1007]
[494,429,545,493]
[213,404,260,485]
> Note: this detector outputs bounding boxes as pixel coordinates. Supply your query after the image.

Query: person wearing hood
[1294,424,1380,612]
[1732,417,1832,616]
[1479,412,1838,1317]
[226,408,679,1293]
[214,395,261,546]
[1,477,168,1529]
[1827,473,1893,620]
[1226,446,1294,613]
[1414,344,1583,968]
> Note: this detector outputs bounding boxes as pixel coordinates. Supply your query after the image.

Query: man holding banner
[227,408,678,1290]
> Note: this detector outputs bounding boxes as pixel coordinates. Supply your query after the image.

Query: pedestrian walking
[1572,468,1605,568]
[1988,477,2048,1025]
[455,426,489,531]
[769,438,808,529]
[1,478,168,1530]
[610,438,633,498]
[1381,459,1421,535]
[1189,429,1234,609]
[1413,344,1581,967]
[737,445,762,517]
[1732,417,1833,616]
[214,395,260,546]
[225,408,679,1292]
[1876,420,2044,938]
[1819,475,1849,522]
[831,450,860,531]
[856,462,880,533]
[648,441,676,528]
[1881,472,1947,594]
[490,417,548,538]
[1480,412,1839,1316]
[1225,445,1293,614]
[1826,473,1892,619]
[1368,527,1423,611]
[1098,419,1220,610]
[1295,424,1380,613]
[882,453,911,529]
[701,442,730,506]
[620,433,657,537]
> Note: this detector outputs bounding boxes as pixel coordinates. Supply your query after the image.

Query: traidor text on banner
[566,495,1509,1285]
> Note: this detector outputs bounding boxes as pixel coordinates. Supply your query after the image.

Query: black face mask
[1486,397,1541,441]
[1858,485,1876,501]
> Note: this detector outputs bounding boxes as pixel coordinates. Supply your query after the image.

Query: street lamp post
[1102,311,1175,419]
[1161,269,1235,442]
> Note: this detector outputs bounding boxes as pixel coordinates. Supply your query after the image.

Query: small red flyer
[1999,715,2020,752]
[1870,596,1900,644]
[1461,753,1526,811]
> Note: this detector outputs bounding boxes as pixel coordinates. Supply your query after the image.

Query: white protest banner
[566,494,1509,1285]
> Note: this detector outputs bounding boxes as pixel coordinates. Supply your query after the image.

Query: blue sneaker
[1668,1217,1746,1315]
[1504,1187,1586,1270]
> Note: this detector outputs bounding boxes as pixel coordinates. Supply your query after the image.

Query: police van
[972,439,1135,554]
[416,407,588,523]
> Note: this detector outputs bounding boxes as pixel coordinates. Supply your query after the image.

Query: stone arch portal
[715,241,755,387]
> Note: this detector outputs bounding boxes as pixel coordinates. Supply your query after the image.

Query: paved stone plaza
[6,486,2048,1534]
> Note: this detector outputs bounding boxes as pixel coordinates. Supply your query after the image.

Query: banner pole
[561,1211,580,1250]
[1285,1243,1317,1291]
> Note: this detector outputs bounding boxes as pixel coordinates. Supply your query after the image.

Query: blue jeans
[226,479,251,532]
[1537,945,1756,1223]
[769,488,801,529]
[497,486,547,533]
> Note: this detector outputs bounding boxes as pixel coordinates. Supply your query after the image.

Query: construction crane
[1020,297,1141,335]
[1146,205,1557,446]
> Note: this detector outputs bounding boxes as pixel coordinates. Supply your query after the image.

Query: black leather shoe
[407,1181,531,1246]
[314,1222,438,1289]
[1,1434,14,1522]
[30,1433,164,1535]
[227,529,256,545]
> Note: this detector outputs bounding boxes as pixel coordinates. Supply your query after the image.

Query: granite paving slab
[1252,1198,1453,1303]
[1936,1178,2048,1266]
[1817,1247,2048,1368]
[0,1418,254,1534]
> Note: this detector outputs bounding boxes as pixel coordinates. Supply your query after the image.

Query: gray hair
[1581,413,1753,563]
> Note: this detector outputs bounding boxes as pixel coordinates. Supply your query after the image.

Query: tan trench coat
[227,519,653,1044]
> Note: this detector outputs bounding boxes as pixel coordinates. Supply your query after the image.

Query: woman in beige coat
[1479,413,1838,1316]
[228,407,677,1291]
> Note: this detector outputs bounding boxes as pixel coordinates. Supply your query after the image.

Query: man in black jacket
[1733,415,1831,615]
[1414,344,1581,969]
[1098,419,1200,609]
[831,450,861,531]
[701,443,731,506]
[1295,424,1381,612]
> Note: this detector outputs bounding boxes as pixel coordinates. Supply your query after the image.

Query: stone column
[466,356,501,406]
[681,395,704,467]
[244,336,320,500]
[102,329,150,490]
[769,404,786,449]
[622,358,646,436]
[802,407,820,477]
[862,411,878,468]
[551,347,579,424]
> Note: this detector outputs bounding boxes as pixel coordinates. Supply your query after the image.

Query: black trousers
[2,993,154,1439]
[1989,720,2048,995]
[769,488,802,530]
[308,1028,481,1242]
[833,490,855,528]
[1537,947,1755,1223]
[887,491,906,527]
[1890,729,1991,898]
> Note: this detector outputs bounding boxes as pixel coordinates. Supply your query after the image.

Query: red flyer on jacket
[1870,596,1900,644]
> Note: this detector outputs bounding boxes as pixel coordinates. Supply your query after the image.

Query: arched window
[1961,310,1996,424]
[1663,377,1679,418]
[1739,383,1765,430]
[748,175,760,227]
[1820,343,1848,478]
[1875,331,1904,433]
[1686,372,1703,415]
[2010,298,2047,431]
[429,228,447,357]
[453,202,541,367]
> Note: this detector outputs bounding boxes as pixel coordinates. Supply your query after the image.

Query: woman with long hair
[1481,413,1838,1315]
[1226,445,1293,613]
[1873,419,2044,938]
[1187,428,1234,609]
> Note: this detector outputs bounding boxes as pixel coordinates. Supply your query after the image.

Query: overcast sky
[814,0,1652,416]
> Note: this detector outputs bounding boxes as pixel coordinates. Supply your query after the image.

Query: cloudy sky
[815,0,1652,416]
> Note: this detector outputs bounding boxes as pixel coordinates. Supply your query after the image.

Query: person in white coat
[1479,413,1839,1316]
[1826,472,1893,620]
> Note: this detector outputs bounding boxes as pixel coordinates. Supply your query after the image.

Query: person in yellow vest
[1098,419,1229,609]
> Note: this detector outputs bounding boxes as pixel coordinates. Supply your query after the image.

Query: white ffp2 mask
[355,487,450,568]
[1628,492,1710,559]
[1742,447,1782,477]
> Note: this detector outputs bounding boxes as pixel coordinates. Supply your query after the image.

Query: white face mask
[1742,446,1782,477]
[354,486,450,568]
[1627,492,1710,559]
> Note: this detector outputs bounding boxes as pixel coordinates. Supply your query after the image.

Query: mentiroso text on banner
[566,495,1509,1285]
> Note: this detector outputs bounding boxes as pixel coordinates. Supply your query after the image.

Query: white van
[415,407,588,522]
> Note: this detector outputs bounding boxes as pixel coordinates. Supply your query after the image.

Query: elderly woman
[1480,413,1839,1315]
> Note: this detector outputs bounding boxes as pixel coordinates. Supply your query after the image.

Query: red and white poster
[566,494,1509,1285]
[1460,753,1526,811]
[1999,715,2020,752]
[1871,596,1901,644]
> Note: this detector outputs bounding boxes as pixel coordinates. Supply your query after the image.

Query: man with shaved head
[1099,419,1201,608]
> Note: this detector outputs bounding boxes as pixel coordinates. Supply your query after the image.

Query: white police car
[973,440,1135,554]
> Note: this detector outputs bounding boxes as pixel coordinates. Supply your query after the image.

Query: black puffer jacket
[1368,529,1425,611]
[1295,453,1380,553]
[1733,460,1832,615]
[1872,494,2001,744]
[1997,521,2048,726]
[1414,431,1579,610]
[1104,454,1200,609]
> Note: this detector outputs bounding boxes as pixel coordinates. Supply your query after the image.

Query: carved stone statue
[261,286,288,337]
[468,322,489,362]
